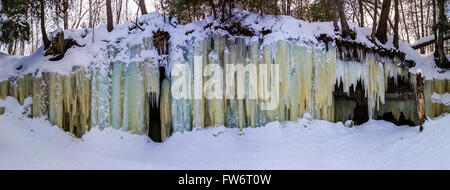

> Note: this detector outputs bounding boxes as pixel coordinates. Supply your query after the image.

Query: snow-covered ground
[1,10,449,82]
[1,97,450,170]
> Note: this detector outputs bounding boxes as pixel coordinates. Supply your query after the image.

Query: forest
[0,0,448,67]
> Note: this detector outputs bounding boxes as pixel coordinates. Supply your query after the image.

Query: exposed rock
[344,120,354,128]
[153,30,170,55]
[44,31,85,61]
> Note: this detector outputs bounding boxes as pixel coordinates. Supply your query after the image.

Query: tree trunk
[89,0,93,28]
[72,0,84,29]
[332,4,339,32]
[139,0,148,15]
[400,0,410,43]
[116,0,122,24]
[287,0,291,15]
[419,0,425,38]
[8,41,14,55]
[209,0,217,19]
[416,73,425,132]
[221,0,226,20]
[12,39,17,55]
[375,0,391,44]
[425,0,431,37]
[20,39,25,55]
[55,2,60,28]
[419,0,425,53]
[336,0,350,38]
[106,0,114,32]
[435,0,449,68]
[433,0,438,56]
[358,0,364,27]
[371,0,378,43]
[40,0,50,49]
[413,0,421,42]
[394,0,399,48]
[229,0,234,17]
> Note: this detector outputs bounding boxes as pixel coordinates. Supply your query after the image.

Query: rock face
[1,35,449,140]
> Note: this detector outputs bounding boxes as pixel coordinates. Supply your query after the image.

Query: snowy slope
[0,10,448,81]
[1,97,450,170]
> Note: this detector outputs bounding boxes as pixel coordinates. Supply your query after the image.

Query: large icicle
[111,61,124,129]
[47,73,64,129]
[364,53,385,118]
[160,78,172,141]
[32,77,47,118]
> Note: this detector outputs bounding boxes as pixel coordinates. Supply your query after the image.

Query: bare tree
[40,0,51,49]
[139,0,148,15]
[413,0,421,41]
[419,0,424,38]
[209,0,217,19]
[435,0,449,68]
[106,0,114,32]
[89,0,93,28]
[116,0,122,24]
[371,0,378,43]
[332,2,339,32]
[358,0,364,27]
[336,0,351,38]
[400,0,410,43]
[125,0,129,21]
[63,0,69,29]
[375,0,391,44]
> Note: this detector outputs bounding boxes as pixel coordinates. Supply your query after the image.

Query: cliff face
[0,11,449,139]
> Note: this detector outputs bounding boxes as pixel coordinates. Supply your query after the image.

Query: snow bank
[1,97,450,169]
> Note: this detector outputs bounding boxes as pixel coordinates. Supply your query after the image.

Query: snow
[412,34,436,47]
[1,97,450,170]
[412,33,449,47]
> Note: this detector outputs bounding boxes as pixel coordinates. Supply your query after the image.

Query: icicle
[262,44,277,122]
[298,46,312,117]
[364,53,385,118]
[110,61,124,129]
[32,77,47,118]
[47,73,64,129]
[122,62,146,134]
[206,50,224,127]
[224,39,239,128]
[192,41,205,129]
[141,60,160,108]
[244,40,259,127]
[0,80,8,100]
[288,44,300,121]
[236,38,247,130]
[275,41,288,122]
[16,75,33,105]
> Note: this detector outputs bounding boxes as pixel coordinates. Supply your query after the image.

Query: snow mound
[0,10,448,81]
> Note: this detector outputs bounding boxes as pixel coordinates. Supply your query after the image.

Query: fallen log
[416,72,426,132]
